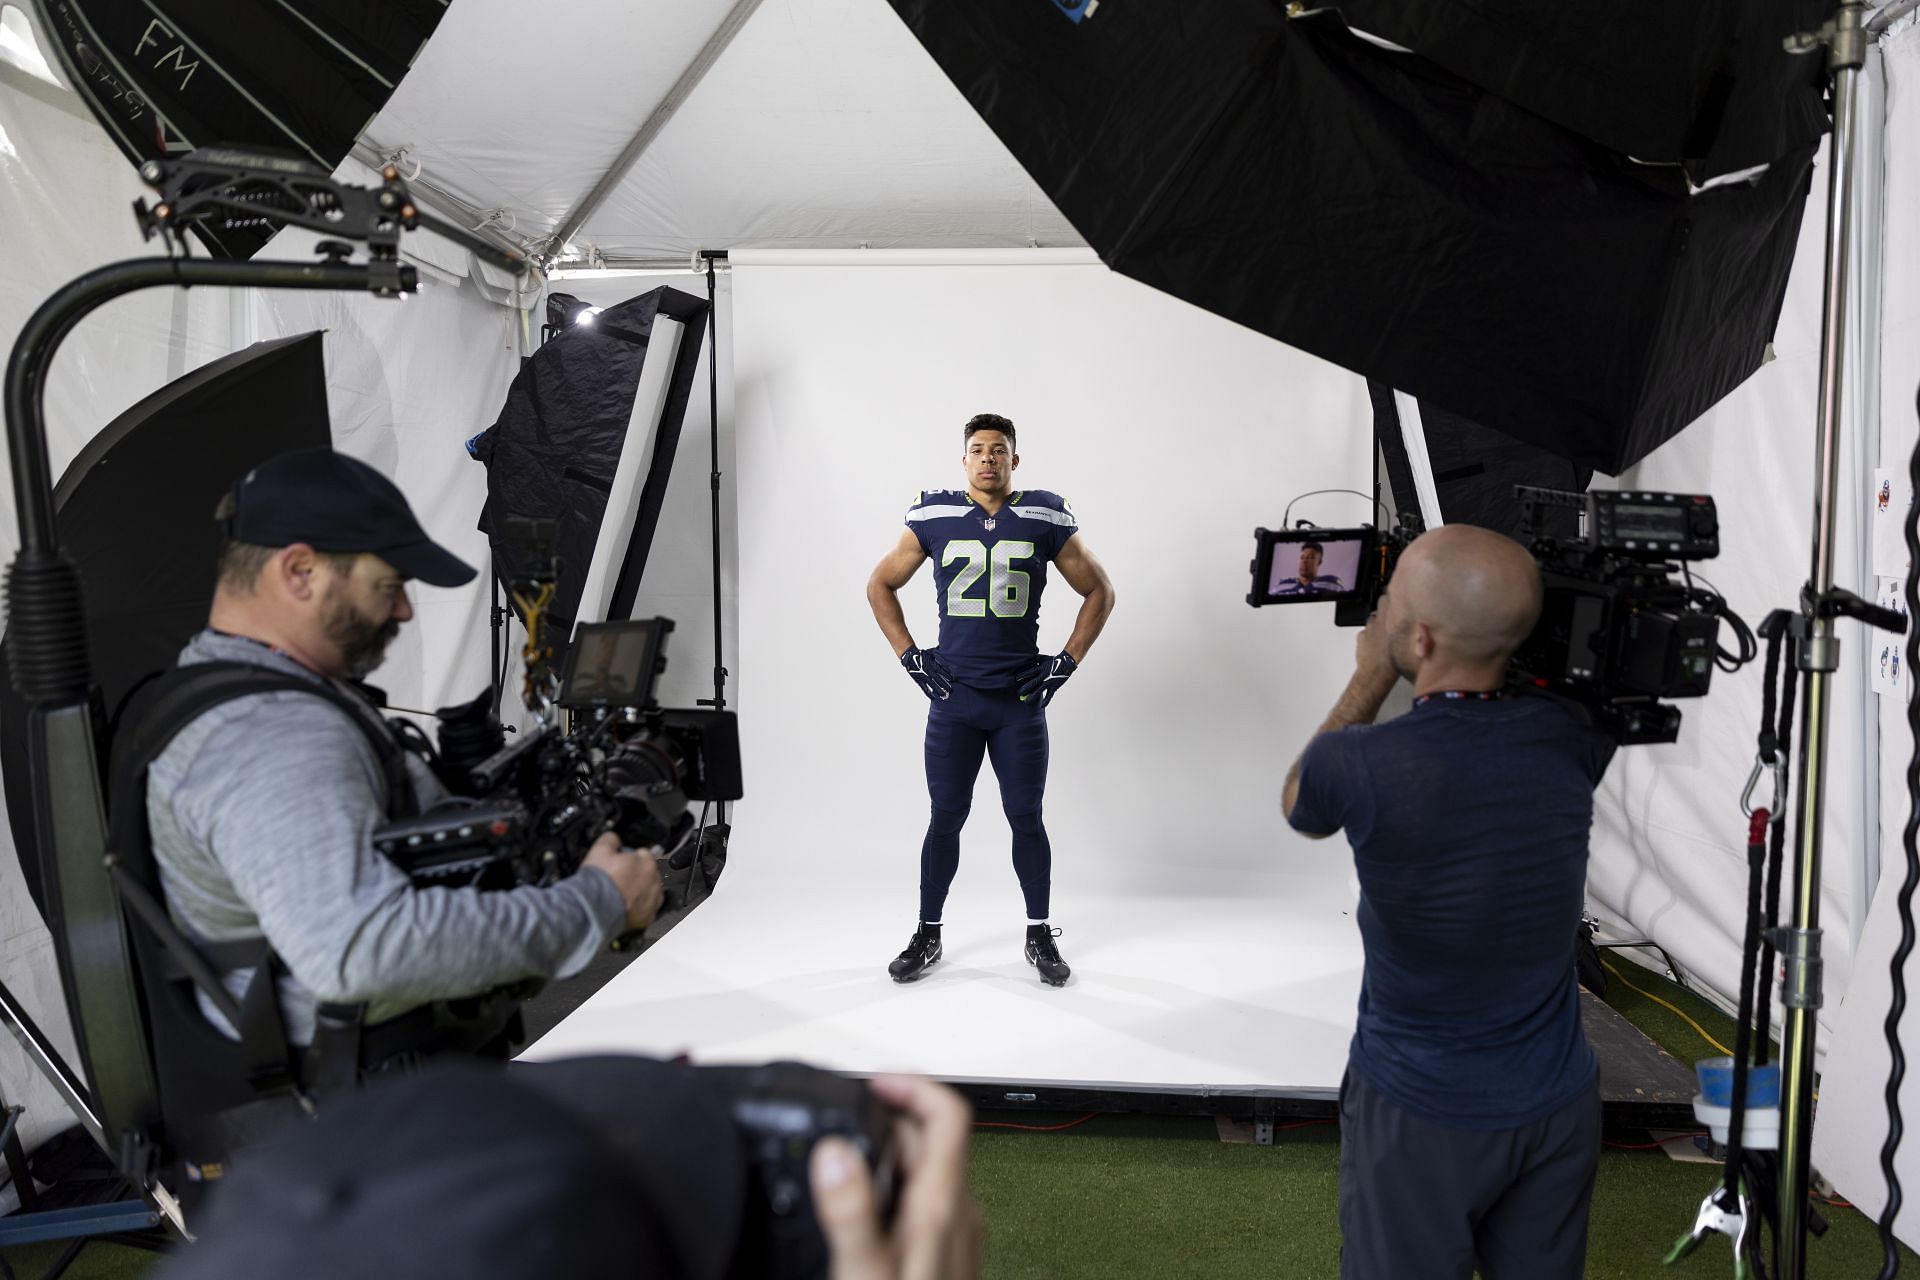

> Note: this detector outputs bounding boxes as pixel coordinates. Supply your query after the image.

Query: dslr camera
[1249,487,1733,743]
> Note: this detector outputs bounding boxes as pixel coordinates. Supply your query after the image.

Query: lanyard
[1410,689,1509,709]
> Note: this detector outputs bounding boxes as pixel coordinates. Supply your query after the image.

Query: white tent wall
[240,231,531,719]
[1875,24,1920,931]
[1805,20,1920,1238]
[1587,32,1920,1059]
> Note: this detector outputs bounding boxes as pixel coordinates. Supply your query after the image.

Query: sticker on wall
[1873,576,1911,700]
[1874,467,1913,580]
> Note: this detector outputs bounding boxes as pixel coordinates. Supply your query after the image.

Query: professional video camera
[371,615,741,941]
[368,515,741,939]
[1249,487,1751,743]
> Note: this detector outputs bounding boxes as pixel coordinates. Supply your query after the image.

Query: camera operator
[151,1066,982,1280]
[148,448,662,1052]
[1281,525,1617,1280]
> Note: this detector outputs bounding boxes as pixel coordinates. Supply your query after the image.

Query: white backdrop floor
[523,856,1364,1097]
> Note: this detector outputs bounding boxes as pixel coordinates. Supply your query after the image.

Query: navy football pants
[920,683,1051,921]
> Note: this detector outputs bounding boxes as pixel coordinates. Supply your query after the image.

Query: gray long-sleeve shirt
[148,630,626,1043]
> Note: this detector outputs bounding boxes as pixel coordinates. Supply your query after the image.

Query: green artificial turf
[963,958,1920,1279]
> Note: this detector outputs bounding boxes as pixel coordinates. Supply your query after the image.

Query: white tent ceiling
[364,0,1084,264]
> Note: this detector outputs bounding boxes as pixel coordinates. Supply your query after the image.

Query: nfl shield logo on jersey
[983,518,997,531]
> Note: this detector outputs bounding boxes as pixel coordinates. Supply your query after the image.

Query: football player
[1271,541,1348,596]
[866,413,1115,987]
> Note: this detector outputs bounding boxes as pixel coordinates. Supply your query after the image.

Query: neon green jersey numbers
[943,539,1036,619]
[990,540,1037,618]
[942,541,989,617]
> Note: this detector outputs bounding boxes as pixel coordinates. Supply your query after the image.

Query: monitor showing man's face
[1298,545,1323,580]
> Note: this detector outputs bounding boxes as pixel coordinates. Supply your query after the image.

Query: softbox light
[887,1,1826,474]
[0,333,332,912]
[472,287,710,654]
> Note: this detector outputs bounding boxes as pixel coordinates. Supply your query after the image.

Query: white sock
[1027,918,1048,928]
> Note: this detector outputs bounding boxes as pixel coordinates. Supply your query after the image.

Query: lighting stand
[1779,4,1869,1274]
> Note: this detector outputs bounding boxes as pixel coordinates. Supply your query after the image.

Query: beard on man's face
[322,589,401,680]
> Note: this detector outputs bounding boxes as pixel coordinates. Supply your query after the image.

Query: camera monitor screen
[559,618,672,708]
[1247,527,1374,606]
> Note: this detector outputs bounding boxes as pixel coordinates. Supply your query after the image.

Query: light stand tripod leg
[0,979,184,1238]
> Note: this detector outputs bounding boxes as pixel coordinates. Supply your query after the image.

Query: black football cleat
[1025,925,1070,987]
[888,923,943,983]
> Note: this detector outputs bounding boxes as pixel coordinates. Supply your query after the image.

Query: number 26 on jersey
[943,540,1035,619]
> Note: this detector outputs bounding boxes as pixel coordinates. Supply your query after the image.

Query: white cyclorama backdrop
[728,251,1377,890]
[528,250,1375,1089]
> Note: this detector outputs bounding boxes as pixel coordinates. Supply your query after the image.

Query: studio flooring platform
[524,860,1365,1099]
[521,855,1695,1122]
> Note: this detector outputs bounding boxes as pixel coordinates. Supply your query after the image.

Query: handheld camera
[1248,488,1740,743]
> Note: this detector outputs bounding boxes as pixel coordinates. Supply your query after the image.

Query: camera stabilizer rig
[0,147,527,1237]
[375,520,742,948]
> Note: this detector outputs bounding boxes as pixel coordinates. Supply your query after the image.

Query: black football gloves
[901,647,955,701]
[1017,651,1078,707]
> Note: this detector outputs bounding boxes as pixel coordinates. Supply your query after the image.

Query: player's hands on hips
[1017,651,1077,707]
[901,646,954,701]
[810,1074,983,1280]
[581,833,665,931]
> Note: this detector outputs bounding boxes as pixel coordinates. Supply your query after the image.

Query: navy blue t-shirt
[906,489,1078,688]
[1288,693,1616,1129]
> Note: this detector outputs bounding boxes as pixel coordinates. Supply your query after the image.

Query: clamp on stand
[1669,1184,1753,1278]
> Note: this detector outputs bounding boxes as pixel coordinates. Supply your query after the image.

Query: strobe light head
[545,292,597,331]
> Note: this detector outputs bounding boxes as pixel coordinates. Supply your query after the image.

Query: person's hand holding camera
[809,1074,982,1280]
[580,833,665,931]
[1354,608,1399,696]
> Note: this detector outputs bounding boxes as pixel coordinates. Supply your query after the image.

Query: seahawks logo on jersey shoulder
[1005,490,1075,530]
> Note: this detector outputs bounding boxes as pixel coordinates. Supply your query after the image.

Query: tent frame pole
[1779,4,1870,1275]
[540,0,766,261]
[699,251,730,823]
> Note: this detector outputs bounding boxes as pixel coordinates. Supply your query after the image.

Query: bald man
[1282,525,1617,1280]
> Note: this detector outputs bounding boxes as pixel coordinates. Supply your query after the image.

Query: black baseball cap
[154,1057,748,1280]
[222,448,477,588]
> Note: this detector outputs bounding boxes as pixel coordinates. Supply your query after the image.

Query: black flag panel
[1331,0,1829,181]
[888,1,1822,474]
[1370,383,1591,545]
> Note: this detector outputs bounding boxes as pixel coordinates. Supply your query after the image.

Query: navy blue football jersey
[906,489,1079,688]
